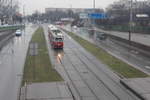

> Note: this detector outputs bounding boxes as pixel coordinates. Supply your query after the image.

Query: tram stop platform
[20,82,73,100]
[120,78,150,100]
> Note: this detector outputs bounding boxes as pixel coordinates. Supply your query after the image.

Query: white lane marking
[145,66,150,69]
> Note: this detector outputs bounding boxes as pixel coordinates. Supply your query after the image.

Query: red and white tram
[48,25,64,49]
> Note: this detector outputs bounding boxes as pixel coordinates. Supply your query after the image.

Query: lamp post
[92,0,96,28]
[93,0,95,9]
[129,0,133,44]
[10,0,13,24]
[23,5,26,25]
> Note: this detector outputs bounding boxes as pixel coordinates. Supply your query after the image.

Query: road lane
[0,24,37,100]
[95,28,150,47]
[43,25,140,100]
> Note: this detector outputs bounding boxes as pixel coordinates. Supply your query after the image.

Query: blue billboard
[88,13,107,19]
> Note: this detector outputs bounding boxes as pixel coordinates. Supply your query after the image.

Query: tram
[48,25,64,49]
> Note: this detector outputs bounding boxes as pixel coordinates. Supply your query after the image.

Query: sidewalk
[20,82,73,100]
[121,78,150,100]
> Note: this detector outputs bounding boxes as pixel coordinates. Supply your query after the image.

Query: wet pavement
[95,28,150,47]
[43,24,141,100]
[63,26,150,75]
[20,82,73,100]
[0,30,16,49]
[0,24,37,100]
[0,30,14,40]
[121,78,150,100]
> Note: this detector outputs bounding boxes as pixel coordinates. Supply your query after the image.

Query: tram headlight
[58,54,61,59]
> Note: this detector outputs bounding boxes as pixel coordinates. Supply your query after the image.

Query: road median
[22,27,63,86]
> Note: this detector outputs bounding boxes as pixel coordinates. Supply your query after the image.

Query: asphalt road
[0,30,15,42]
[0,24,37,100]
[94,28,150,47]
[43,24,140,100]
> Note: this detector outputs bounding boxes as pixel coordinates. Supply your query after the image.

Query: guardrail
[0,25,25,32]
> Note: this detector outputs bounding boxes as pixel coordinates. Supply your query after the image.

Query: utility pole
[92,0,96,30]
[10,0,13,24]
[93,0,95,9]
[23,5,26,25]
[129,0,133,43]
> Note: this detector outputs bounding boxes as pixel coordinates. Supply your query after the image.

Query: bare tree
[0,0,19,25]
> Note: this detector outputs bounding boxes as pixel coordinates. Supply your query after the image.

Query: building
[45,8,99,14]
[107,0,150,10]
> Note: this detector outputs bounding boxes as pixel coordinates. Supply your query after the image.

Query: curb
[120,79,145,100]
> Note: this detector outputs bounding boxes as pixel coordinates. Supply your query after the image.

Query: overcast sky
[19,0,119,14]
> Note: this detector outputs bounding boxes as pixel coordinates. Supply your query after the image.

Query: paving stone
[73,81,87,88]
[82,96,97,100]
[25,82,73,100]
[121,78,150,100]
[67,71,82,81]
[57,82,72,98]
[77,87,94,97]
[27,83,59,99]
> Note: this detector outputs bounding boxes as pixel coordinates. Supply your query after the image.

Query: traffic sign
[136,14,149,18]
[88,13,107,19]
[79,13,88,19]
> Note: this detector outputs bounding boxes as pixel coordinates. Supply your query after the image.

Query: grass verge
[63,29,148,78]
[22,27,63,86]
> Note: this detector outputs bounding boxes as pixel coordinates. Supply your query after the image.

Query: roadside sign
[88,13,107,19]
[79,13,88,19]
[136,14,149,18]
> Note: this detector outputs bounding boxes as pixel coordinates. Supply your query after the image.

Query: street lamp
[93,0,95,9]
[10,0,13,24]
[23,5,26,25]
[129,0,133,45]
[92,0,96,28]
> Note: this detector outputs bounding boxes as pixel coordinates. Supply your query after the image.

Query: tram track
[65,44,120,100]
[56,35,119,100]
[62,33,141,100]
[58,52,83,100]
[45,26,141,100]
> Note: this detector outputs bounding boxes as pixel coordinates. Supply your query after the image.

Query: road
[95,28,150,47]
[64,26,150,75]
[0,24,37,100]
[43,24,140,100]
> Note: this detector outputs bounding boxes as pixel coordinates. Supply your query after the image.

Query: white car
[15,29,22,36]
